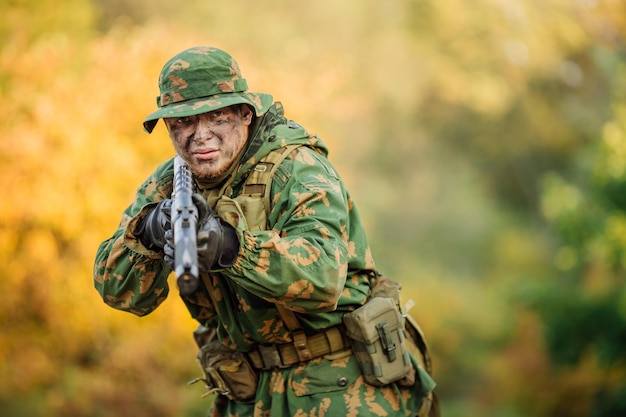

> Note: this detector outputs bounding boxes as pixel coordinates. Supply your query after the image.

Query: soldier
[94,46,436,416]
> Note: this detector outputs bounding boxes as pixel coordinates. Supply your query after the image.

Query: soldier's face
[165,105,253,179]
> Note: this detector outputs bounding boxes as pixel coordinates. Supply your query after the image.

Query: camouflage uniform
[94,47,435,417]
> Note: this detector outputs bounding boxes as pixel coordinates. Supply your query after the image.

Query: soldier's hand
[163,230,175,270]
[190,194,239,270]
[196,214,240,270]
[134,199,172,251]
[162,194,239,271]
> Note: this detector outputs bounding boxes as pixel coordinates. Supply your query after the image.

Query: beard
[186,141,248,188]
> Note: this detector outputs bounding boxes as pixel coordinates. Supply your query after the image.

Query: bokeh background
[1,0,625,416]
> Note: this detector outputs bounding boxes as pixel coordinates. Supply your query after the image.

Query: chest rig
[199,144,302,230]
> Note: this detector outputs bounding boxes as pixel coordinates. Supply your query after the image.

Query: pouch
[193,340,258,402]
[342,296,412,386]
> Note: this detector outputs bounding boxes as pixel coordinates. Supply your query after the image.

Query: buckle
[376,321,397,362]
[292,330,312,362]
[254,163,271,172]
[257,344,286,369]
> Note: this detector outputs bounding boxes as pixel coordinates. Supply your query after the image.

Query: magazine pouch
[190,339,258,402]
[342,296,412,386]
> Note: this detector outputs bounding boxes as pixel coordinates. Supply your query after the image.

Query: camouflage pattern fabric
[142,46,273,134]
[94,75,435,415]
[211,354,435,417]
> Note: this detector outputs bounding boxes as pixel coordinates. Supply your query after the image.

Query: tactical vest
[199,144,303,231]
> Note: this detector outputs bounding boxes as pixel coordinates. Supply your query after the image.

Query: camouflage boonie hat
[143,46,273,133]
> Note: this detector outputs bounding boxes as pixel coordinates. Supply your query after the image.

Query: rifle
[172,155,199,295]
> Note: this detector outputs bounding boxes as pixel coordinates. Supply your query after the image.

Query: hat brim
[143,91,273,134]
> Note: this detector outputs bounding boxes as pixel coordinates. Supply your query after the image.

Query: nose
[194,117,214,141]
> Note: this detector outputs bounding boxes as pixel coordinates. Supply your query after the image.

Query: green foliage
[528,96,626,416]
[523,277,626,367]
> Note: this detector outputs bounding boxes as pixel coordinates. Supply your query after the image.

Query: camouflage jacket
[94,102,376,351]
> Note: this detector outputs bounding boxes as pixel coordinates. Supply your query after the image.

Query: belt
[247,326,351,370]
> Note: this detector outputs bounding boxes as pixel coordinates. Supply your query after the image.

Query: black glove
[196,214,240,270]
[163,194,240,272]
[134,199,172,251]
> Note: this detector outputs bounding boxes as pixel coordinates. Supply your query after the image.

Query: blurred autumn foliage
[1,0,625,416]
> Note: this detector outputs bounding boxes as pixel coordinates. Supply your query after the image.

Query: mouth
[193,149,218,160]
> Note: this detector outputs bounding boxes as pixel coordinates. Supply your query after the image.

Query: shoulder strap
[242,144,303,220]
[275,303,301,331]
[243,144,307,335]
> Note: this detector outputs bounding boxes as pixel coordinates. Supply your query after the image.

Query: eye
[210,110,230,125]
[176,116,193,125]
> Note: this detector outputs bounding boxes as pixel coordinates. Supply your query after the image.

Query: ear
[241,105,254,125]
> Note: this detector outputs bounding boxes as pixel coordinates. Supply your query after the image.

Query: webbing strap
[275,303,312,361]
[247,325,350,370]
[243,144,303,219]
[243,144,307,334]
[200,144,316,363]
[244,144,314,358]
[275,303,301,331]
